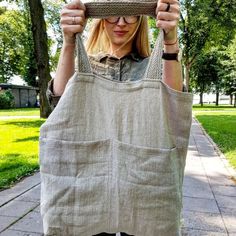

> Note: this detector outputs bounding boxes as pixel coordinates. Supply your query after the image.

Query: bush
[0,90,15,109]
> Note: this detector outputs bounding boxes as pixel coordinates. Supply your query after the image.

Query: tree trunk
[28,0,51,118]
[184,64,191,92]
[200,92,204,106]
[234,94,236,108]
[216,91,219,106]
[230,94,233,105]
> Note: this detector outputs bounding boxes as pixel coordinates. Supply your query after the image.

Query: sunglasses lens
[125,16,139,24]
[105,16,139,24]
[106,17,119,24]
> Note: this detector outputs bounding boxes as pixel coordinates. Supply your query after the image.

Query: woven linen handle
[76,1,164,80]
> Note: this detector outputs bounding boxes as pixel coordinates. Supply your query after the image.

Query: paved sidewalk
[0,118,236,235]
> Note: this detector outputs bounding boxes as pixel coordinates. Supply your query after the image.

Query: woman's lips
[114,31,128,36]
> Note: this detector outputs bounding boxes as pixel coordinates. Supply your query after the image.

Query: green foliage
[0,6,6,15]
[0,8,37,85]
[179,0,236,102]
[21,0,38,87]
[148,17,159,48]
[42,0,66,71]
[222,35,236,97]
[0,90,14,109]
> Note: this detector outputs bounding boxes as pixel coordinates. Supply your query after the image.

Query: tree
[222,36,236,106]
[42,0,66,71]
[21,0,38,87]
[191,53,213,105]
[0,9,27,82]
[0,4,38,86]
[28,0,52,118]
[179,0,236,91]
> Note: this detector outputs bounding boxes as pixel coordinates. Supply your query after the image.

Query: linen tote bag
[40,1,193,235]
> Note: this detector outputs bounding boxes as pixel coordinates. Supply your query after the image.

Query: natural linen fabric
[83,0,157,18]
[40,3,193,235]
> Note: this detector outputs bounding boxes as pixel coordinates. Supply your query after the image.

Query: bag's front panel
[41,75,175,148]
[40,74,192,235]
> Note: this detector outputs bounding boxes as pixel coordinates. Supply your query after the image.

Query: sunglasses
[105,16,139,24]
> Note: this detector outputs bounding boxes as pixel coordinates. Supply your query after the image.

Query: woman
[47,1,182,235]
[48,0,182,109]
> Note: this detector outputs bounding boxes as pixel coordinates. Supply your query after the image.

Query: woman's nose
[116,17,127,26]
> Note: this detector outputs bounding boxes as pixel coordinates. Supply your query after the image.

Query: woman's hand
[156,0,180,44]
[60,0,86,46]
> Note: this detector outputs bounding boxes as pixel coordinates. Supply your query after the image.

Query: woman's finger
[64,0,86,11]
[61,9,85,18]
[156,0,180,38]
[61,16,85,26]
[157,2,179,13]
[60,0,86,44]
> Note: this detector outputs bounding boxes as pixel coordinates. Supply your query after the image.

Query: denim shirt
[47,52,149,109]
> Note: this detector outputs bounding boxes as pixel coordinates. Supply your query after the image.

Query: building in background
[0,84,39,108]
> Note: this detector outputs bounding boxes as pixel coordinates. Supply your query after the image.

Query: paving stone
[212,185,236,197]
[183,197,219,214]
[0,216,18,232]
[0,174,40,207]
[183,175,209,187]
[0,201,38,217]
[215,195,236,209]
[182,210,226,233]
[220,208,236,234]
[208,175,235,187]
[186,149,200,158]
[17,186,40,203]
[0,190,27,208]
[185,155,203,167]
[0,229,42,236]
[32,206,40,213]
[183,183,214,199]
[184,167,206,177]
[9,211,43,234]
[181,228,227,236]
[0,196,13,208]
[201,159,230,177]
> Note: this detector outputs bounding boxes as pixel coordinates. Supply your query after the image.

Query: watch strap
[162,51,178,61]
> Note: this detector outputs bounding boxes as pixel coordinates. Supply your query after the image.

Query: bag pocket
[40,138,110,177]
[39,138,111,234]
[113,140,182,226]
[114,140,178,187]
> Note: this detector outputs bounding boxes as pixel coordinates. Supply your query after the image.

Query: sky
[0,1,18,9]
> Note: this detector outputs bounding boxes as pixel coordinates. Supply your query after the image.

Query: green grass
[0,118,45,189]
[193,107,236,169]
[0,108,40,117]
[193,104,235,111]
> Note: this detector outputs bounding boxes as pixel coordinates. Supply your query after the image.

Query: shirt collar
[94,51,144,62]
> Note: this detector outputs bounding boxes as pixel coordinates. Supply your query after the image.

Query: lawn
[0,118,44,189]
[0,108,40,117]
[193,105,236,169]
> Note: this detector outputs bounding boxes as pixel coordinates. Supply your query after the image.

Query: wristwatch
[162,49,182,62]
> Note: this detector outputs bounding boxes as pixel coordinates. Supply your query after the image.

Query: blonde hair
[86,16,151,58]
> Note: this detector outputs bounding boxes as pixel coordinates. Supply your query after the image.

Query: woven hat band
[85,2,157,18]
